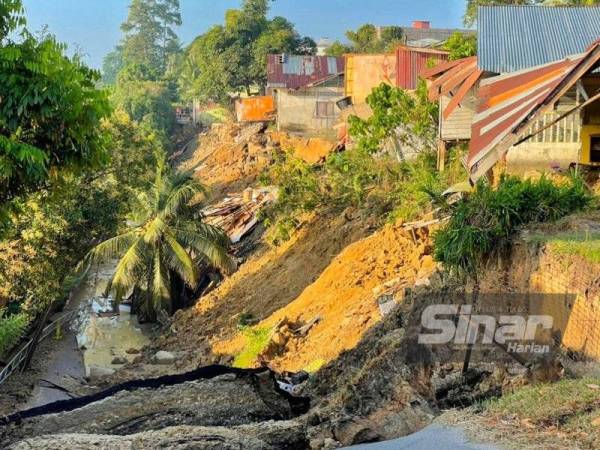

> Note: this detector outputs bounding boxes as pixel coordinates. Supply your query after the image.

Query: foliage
[526,230,600,264]
[433,174,593,278]
[178,0,314,102]
[82,162,233,320]
[326,40,352,57]
[0,0,24,39]
[348,82,438,156]
[101,47,124,85]
[0,31,111,213]
[119,0,182,80]
[233,326,272,368]
[0,308,28,358]
[345,24,403,54]
[443,32,477,60]
[112,77,176,138]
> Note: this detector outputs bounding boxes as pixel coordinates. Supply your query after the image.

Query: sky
[22,0,467,69]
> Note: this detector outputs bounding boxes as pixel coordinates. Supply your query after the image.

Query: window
[316,101,335,118]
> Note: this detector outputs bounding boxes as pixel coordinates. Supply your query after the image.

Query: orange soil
[214,222,436,372]
[155,210,374,368]
[270,132,336,164]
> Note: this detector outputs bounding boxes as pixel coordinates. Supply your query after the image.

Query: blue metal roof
[478,6,600,74]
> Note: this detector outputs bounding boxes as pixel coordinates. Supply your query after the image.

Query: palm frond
[78,231,139,272]
[163,232,199,288]
[161,178,207,219]
[173,225,235,274]
[151,248,171,313]
[143,216,167,245]
[110,236,148,303]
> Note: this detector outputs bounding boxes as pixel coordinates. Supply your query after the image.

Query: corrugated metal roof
[469,41,600,181]
[267,55,344,90]
[478,5,600,74]
[403,27,471,45]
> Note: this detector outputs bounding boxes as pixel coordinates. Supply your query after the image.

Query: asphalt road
[346,425,498,450]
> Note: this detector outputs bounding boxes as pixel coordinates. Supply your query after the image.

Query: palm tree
[82,161,234,321]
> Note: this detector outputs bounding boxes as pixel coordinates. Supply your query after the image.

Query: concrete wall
[276,86,345,138]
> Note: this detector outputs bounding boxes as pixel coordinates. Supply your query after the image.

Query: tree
[178,0,313,102]
[119,0,182,80]
[0,4,111,222]
[101,47,124,85]
[82,163,234,320]
[345,24,403,54]
[443,32,477,60]
[326,40,352,57]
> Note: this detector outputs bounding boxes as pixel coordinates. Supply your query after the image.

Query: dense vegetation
[433,175,594,278]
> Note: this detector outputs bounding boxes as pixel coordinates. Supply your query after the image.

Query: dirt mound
[215,222,436,373]
[152,210,375,371]
[270,132,336,164]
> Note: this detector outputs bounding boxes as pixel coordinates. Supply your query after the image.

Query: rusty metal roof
[478,6,600,74]
[267,54,344,90]
[423,56,483,120]
[468,41,600,181]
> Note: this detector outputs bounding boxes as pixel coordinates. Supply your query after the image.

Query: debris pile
[202,187,277,245]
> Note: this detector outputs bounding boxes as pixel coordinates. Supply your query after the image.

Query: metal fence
[0,310,78,386]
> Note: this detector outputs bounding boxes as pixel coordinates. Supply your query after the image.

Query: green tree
[325,40,352,57]
[178,0,312,102]
[0,5,111,221]
[83,163,234,320]
[443,32,477,60]
[345,24,403,53]
[101,47,125,85]
[119,0,182,80]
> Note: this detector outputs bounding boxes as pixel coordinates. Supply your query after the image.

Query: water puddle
[74,262,151,377]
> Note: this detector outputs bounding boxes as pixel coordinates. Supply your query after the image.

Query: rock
[151,351,176,365]
[126,348,141,354]
[132,355,143,364]
[86,365,116,380]
[111,357,128,365]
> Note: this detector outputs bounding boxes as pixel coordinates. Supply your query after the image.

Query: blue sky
[22,0,467,69]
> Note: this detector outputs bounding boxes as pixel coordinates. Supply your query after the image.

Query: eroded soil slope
[215,222,437,372]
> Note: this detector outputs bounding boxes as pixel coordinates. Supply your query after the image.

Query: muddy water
[22,262,150,409]
[75,262,151,377]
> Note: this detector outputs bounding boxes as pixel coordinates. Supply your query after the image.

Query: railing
[0,309,79,386]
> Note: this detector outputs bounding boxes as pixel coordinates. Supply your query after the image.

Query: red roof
[267,54,344,90]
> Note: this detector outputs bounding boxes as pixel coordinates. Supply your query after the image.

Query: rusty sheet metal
[467,42,600,181]
[235,96,275,123]
[396,46,449,90]
[267,55,344,90]
[423,56,483,120]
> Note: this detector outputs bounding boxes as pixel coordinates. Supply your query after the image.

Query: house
[316,38,334,56]
[275,73,345,138]
[266,54,344,94]
[424,5,600,178]
[399,20,471,48]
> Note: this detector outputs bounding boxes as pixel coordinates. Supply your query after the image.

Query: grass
[483,378,600,448]
[196,107,231,126]
[0,309,28,358]
[232,326,272,368]
[526,231,600,264]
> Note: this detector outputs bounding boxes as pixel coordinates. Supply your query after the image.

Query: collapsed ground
[3,120,600,449]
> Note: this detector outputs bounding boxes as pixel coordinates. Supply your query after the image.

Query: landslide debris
[215,221,436,373]
[151,210,374,372]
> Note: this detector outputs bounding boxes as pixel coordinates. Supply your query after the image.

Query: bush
[0,308,28,358]
[433,174,594,278]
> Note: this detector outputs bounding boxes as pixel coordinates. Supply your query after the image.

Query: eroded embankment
[214,221,436,372]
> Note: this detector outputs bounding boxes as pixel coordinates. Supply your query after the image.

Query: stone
[151,350,176,365]
[126,348,141,354]
[111,356,128,365]
[87,365,116,380]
